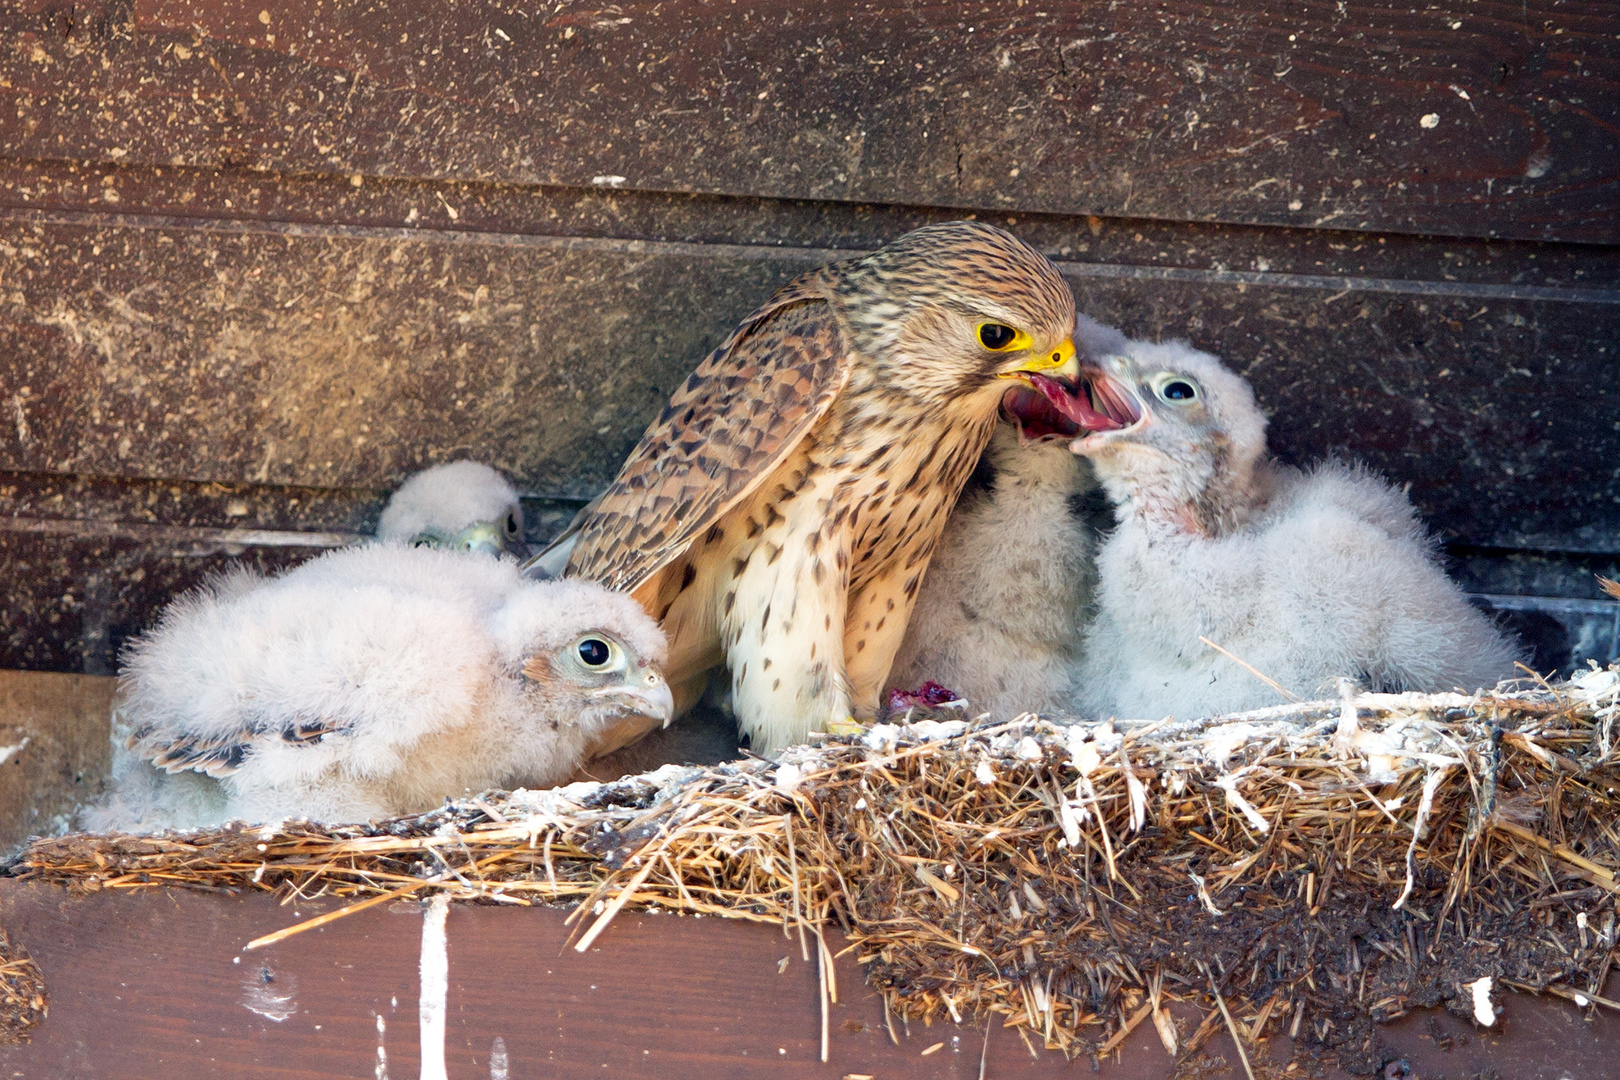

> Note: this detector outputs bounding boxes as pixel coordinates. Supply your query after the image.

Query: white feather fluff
[92,544,668,830]
[375,461,525,553]
[887,424,1102,718]
[1073,339,1518,720]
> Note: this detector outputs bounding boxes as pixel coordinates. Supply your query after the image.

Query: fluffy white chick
[886,315,1124,718]
[101,544,672,828]
[376,461,529,558]
[1029,339,1517,719]
[886,424,1102,718]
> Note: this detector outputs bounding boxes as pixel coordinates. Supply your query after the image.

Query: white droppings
[1420,113,1440,129]
[854,797,868,810]
[774,763,803,795]
[862,723,900,751]
[419,895,451,1080]
[1066,727,1101,777]
[909,718,968,741]
[1466,976,1495,1026]
[591,175,628,188]
[1057,797,1083,848]
[0,737,30,766]
[489,1036,509,1080]
[374,1013,389,1080]
[1393,766,1452,910]
[1201,723,1260,769]
[241,964,298,1022]
[1015,736,1043,762]
[1215,772,1271,834]
[1573,665,1618,701]
[1122,763,1148,833]
[974,760,997,786]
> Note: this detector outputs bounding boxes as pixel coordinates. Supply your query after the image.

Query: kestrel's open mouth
[1000,383,1082,440]
[1023,370,1143,433]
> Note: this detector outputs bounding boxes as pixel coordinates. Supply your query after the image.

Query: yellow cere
[1000,336,1077,378]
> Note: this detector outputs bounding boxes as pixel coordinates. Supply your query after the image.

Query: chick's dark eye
[1162,380,1198,401]
[505,513,519,535]
[978,323,1018,350]
[577,638,611,667]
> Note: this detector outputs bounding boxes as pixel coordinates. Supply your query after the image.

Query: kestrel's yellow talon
[824,716,866,737]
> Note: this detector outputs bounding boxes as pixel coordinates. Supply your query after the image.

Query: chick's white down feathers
[1072,339,1518,719]
[887,424,1102,718]
[887,314,1123,718]
[97,545,668,829]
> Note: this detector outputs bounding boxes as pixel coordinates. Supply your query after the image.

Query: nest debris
[7,667,1620,1075]
[0,927,47,1044]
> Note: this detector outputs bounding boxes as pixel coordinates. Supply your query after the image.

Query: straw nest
[7,666,1620,1074]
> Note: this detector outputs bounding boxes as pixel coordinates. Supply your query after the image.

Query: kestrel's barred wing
[562,273,854,594]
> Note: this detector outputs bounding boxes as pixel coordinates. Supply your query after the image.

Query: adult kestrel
[536,221,1078,752]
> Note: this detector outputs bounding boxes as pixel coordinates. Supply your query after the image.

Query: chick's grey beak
[452,521,530,560]
[593,671,676,727]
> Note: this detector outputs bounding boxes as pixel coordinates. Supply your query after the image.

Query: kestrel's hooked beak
[591,670,677,727]
[996,337,1078,385]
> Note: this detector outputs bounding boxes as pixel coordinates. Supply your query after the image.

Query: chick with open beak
[1032,336,1517,720]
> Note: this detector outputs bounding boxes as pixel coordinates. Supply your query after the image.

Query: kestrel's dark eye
[1160,380,1198,402]
[577,638,611,667]
[978,322,1018,350]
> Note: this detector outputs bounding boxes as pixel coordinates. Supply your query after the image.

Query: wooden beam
[0,2,1613,242]
[5,880,1620,1078]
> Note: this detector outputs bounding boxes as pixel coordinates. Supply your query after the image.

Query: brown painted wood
[0,207,1614,543]
[0,672,111,852]
[2,880,1618,1078]
[0,1,1614,243]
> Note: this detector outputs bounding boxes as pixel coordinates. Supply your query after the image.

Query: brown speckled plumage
[557,222,1077,752]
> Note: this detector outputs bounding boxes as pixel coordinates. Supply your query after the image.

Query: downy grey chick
[376,461,529,558]
[887,315,1122,718]
[1025,338,1517,719]
[93,545,672,829]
